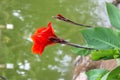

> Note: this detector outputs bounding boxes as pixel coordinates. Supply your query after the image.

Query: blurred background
[0,0,110,80]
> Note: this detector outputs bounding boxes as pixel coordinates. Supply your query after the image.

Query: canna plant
[31,2,120,80]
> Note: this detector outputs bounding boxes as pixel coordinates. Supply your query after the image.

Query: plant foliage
[81,27,120,50]
[91,49,119,60]
[86,69,109,80]
[106,3,120,30]
[72,2,120,80]
[86,66,120,80]
[101,66,120,80]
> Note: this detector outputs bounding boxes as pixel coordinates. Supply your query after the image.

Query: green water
[0,0,110,80]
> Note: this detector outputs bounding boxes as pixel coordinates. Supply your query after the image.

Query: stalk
[49,37,96,50]
[53,14,93,28]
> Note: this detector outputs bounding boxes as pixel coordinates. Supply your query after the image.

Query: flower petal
[31,34,41,44]
[35,27,46,34]
[32,43,45,55]
[47,22,55,35]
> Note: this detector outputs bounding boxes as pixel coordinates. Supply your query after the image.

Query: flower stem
[53,14,93,28]
[64,42,96,50]
[49,37,96,50]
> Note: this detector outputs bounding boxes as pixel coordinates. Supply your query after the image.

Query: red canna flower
[31,22,57,55]
[31,21,95,56]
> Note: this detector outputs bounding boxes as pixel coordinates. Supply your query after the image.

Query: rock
[72,55,117,80]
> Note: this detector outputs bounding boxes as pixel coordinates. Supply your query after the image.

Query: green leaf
[86,69,109,80]
[81,27,120,49]
[101,66,120,80]
[91,49,120,60]
[72,48,90,56]
[106,3,120,30]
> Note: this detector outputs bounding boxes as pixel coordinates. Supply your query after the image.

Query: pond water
[0,0,110,80]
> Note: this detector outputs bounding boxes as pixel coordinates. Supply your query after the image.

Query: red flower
[31,22,57,55]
